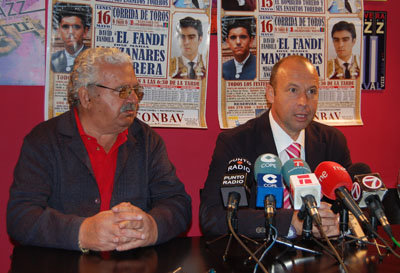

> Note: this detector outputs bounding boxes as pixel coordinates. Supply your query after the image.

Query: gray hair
[67,47,133,108]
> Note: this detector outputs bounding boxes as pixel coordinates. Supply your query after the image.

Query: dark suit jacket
[222,0,255,11]
[199,111,351,238]
[51,45,89,73]
[223,53,256,80]
[7,109,192,250]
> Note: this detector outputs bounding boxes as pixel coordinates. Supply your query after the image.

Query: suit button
[95,198,100,204]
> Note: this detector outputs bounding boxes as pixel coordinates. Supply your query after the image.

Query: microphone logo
[351,182,362,201]
[293,159,304,167]
[297,174,313,185]
[362,176,383,189]
[263,174,278,184]
[260,154,277,163]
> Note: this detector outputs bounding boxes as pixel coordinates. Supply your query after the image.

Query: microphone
[254,153,284,209]
[227,191,241,220]
[220,158,252,208]
[314,161,373,234]
[281,158,321,210]
[349,163,392,237]
[350,165,388,208]
[282,158,322,238]
[347,162,371,180]
[254,153,284,229]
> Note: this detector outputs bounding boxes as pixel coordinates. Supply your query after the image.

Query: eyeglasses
[90,84,144,101]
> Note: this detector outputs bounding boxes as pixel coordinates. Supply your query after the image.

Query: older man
[201,55,351,238]
[7,47,192,252]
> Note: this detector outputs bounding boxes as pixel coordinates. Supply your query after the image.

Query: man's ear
[84,27,89,38]
[78,86,91,108]
[266,84,275,104]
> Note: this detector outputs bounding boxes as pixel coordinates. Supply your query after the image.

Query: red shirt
[74,109,127,211]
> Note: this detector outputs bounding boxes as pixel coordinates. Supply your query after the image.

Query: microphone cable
[314,218,349,273]
[227,215,269,273]
[369,229,400,259]
[391,237,400,248]
[253,225,278,273]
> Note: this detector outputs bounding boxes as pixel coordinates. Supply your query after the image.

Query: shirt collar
[234,53,251,67]
[269,110,305,155]
[65,45,85,66]
[73,108,128,140]
[338,55,353,66]
[182,54,199,66]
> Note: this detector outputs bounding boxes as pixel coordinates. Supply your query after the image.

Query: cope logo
[261,154,276,163]
[351,182,361,201]
[263,174,277,184]
[362,175,382,189]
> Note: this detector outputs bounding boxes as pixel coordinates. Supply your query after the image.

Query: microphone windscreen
[254,153,282,179]
[314,161,352,200]
[348,163,372,180]
[281,158,311,187]
[221,158,252,207]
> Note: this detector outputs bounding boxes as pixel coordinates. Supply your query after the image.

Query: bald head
[269,55,318,89]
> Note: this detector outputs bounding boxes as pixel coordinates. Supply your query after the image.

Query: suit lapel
[254,111,278,157]
[57,110,94,177]
[114,126,138,183]
[305,123,325,171]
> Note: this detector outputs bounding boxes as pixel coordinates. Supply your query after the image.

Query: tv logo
[293,159,304,167]
[297,174,313,185]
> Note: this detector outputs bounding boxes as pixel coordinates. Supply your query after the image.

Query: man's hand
[78,202,158,252]
[291,201,339,238]
[111,202,158,251]
[78,210,123,251]
[316,202,339,237]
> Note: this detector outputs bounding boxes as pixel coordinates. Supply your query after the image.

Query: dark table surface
[9,189,400,273]
[9,227,400,273]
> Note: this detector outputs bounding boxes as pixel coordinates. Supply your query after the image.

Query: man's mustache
[120,103,137,113]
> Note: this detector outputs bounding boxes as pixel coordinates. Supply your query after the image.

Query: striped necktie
[283,142,301,208]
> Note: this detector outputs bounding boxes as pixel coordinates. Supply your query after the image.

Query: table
[9,225,399,273]
[9,189,400,273]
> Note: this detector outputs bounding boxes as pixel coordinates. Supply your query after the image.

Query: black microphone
[301,195,322,226]
[349,163,393,237]
[348,162,371,180]
[227,192,241,220]
[220,158,252,208]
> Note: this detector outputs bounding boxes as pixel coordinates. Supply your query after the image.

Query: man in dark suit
[51,3,91,73]
[223,20,256,80]
[7,47,192,252]
[200,55,351,238]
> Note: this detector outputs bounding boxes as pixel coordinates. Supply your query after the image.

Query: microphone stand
[297,205,313,240]
[206,193,259,261]
[330,200,351,241]
[247,204,321,265]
